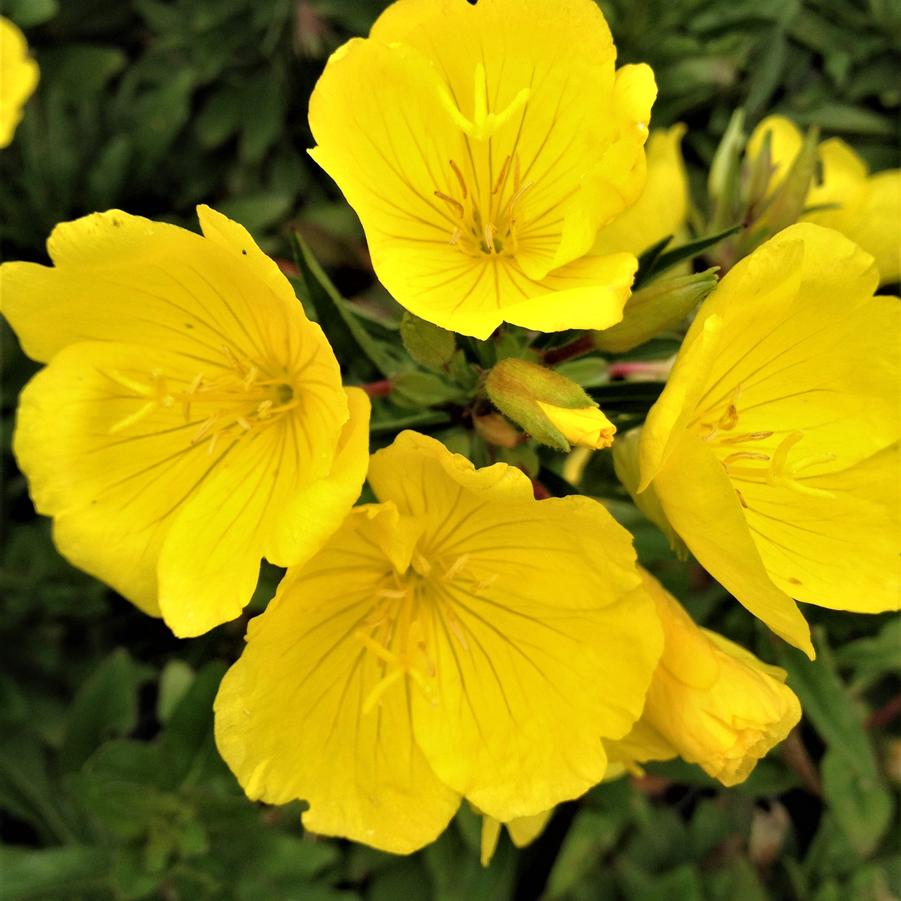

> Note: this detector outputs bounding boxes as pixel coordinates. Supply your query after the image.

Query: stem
[865,693,901,730]
[363,379,392,398]
[541,333,595,367]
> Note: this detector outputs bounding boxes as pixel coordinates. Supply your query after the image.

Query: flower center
[355,549,495,713]
[106,344,299,454]
[693,385,837,507]
[434,154,534,257]
[433,63,534,257]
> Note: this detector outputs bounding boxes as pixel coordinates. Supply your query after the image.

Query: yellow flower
[214,431,662,853]
[536,401,616,450]
[748,115,901,283]
[1,206,370,637]
[593,124,690,256]
[0,17,39,148]
[624,223,900,657]
[308,0,656,338]
[608,572,801,787]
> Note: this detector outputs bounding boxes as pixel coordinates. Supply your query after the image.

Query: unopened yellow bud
[609,572,801,787]
[485,358,613,452]
[537,401,616,449]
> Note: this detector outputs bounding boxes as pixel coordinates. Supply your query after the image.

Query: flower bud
[594,269,718,354]
[609,572,801,787]
[485,358,614,451]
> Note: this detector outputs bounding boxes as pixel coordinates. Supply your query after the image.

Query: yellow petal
[480,816,502,867]
[746,115,803,192]
[651,432,813,656]
[805,154,901,285]
[594,124,689,256]
[537,401,616,449]
[0,17,39,148]
[12,342,240,617]
[507,809,553,848]
[739,443,901,613]
[214,505,460,854]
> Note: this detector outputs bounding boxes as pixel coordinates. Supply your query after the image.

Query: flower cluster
[1,0,898,862]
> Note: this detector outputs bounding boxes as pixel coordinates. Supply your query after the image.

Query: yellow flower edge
[749,115,901,284]
[635,223,900,657]
[308,0,656,338]
[609,572,801,786]
[2,206,370,637]
[215,431,663,854]
[0,17,39,148]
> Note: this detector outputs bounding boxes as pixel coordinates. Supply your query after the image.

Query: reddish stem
[865,694,901,730]
[275,257,299,277]
[541,333,595,366]
[362,379,392,398]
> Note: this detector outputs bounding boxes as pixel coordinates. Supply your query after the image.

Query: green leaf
[400,313,456,371]
[218,191,293,236]
[0,846,111,901]
[834,616,901,687]
[158,661,227,787]
[389,371,469,408]
[774,639,877,780]
[60,649,150,773]
[156,660,196,725]
[290,232,402,378]
[0,732,79,843]
[545,809,624,897]
[821,748,894,857]
[646,226,741,280]
[4,0,60,27]
[370,410,452,436]
[633,234,674,289]
[588,381,666,413]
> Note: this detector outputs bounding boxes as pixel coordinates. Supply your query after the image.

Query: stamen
[449,159,467,199]
[444,554,470,581]
[723,451,770,465]
[718,404,739,430]
[767,430,804,486]
[434,190,465,218]
[718,431,774,445]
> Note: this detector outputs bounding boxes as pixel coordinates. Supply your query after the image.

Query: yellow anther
[718,403,739,430]
[434,190,465,218]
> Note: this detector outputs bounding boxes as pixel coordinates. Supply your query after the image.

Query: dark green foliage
[1,1,899,898]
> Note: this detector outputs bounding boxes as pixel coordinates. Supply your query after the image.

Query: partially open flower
[609,572,801,787]
[1,207,370,636]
